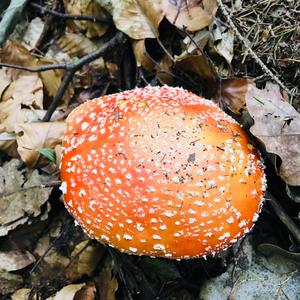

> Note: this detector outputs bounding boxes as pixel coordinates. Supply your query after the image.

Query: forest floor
[0,0,299,299]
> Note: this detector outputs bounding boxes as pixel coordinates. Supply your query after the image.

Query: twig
[267,193,300,245]
[30,2,112,24]
[216,0,294,96]
[42,32,126,121]
[0,62,67,72]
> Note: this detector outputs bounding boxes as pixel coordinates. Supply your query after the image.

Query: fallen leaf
[182,29,211,54]
[155,54,174,85]
[246,82,300,186]
[175,50,219,99]
[0,159,55,236]
[65,240,105,281]
[73,283,96,300]
[57,33,99,57]
[64,0,109,38]
[163,0,218,32]
[15,122,66,168]
[98,0,164,39]
[96,266,118,300]
[199,237,300,300]
[0,40,73,102]
[22,17,44,50]
[221,78,250,114]
[0,250,36,271]
[132,39,155,71]
[47,284,86,300]
[0,269,23,295]
[212,27,234,64]
[2,74,44,109]
[0,68,11,98]
[11,288,35,300]
[33,235,70,279]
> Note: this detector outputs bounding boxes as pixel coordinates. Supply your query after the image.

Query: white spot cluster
[61,86,266,260]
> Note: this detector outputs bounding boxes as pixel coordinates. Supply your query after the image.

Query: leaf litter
[0,0,299,299]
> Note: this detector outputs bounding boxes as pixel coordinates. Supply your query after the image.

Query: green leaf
[36,148,56,164]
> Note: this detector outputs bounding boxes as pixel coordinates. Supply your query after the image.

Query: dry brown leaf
[96,267,118,300]
[0,250,35,271]
[0,270,23,295]
[65,240,105,281]
[57,33,100,57]
[163,0,218,31]
[99,0,164,39]
[175,50,219,99]
[182,29,211,54]
[155,54,174,85]
[0,159,55,236]
[246,82,300,186]
[15,122,66,168]
[0,69,11,98]
[2,74,43,109]
[73,284,96,300]
[34,235,70,279]
[11,288,35,300]
[132,39,155,71]
[221,78,250,114]
[64,0,109,38]
[47,284,86,300]
[22,17,44,50]
[212,26,234,64]
[0,40,73,103]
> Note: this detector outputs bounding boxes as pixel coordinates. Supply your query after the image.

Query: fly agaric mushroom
[61,86,266,259]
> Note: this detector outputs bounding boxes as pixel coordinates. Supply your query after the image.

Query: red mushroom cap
[61,86,266,259]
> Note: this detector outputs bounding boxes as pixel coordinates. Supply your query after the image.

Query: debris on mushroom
[61,86,266,259]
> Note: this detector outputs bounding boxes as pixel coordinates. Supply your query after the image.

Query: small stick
[216,0,294,96]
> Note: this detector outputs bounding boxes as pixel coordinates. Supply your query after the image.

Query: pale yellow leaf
[0,250,35,271]
[132,39,155,71]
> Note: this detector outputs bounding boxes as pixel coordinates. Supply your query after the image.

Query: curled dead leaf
[221,78,250,114]
[132,39,155,71]
[246,82,300,186]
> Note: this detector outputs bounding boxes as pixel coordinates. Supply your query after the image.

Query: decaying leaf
[182,29,211,54]
[0,269,23,295]
[163,0,218,32]
[64,0,109,38]
[0,159,55,236]
[155,54,174,85]
[0,40,73,102]
[212,27,234,64]
[46,283,85,300]
[15,122,66,168]
[33,235,70,279]
[65,240,105,281]
[96,263,118,300]
[57,33,99,57]
[22,17,44,50]
[98,0,164,39]
[2,74,43,109]
[73,284,96,300]
[246,82,300,186]
[221,78,250,114]
[11,288,34,300]
[0,68,11,98]
[132,39,155,71]
[0,250,35,271]
[199,238,300,300]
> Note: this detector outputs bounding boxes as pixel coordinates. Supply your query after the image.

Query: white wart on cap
[61,86,266,259]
